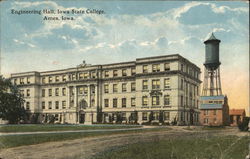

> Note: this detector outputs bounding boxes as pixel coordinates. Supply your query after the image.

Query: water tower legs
[202,66,222,96]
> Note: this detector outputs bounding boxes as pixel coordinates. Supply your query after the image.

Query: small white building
[10,54,201,125]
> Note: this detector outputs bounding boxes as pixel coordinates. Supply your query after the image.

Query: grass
[0,127,170,149]
[91,135,249,159]
[201,126,226,131]
[0,124,141,132]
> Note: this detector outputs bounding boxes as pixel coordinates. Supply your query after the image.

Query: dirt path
[0,127,247,159]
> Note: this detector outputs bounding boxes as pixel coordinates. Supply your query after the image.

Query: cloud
[13,39,36,48]
[175,2,248,26]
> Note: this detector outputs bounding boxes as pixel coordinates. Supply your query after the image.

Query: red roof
[229,109,245,115]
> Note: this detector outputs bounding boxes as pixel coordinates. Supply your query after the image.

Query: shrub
[238,117,249,131]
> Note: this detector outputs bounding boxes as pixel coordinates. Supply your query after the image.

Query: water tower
[202,33,222,96]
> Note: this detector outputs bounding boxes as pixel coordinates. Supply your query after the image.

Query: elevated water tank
[204,33,221,70]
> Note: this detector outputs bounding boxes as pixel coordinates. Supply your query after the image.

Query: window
[131,98,136,107]
[83,86,88,94]
[62,88,66,96]
[55,101,59,109]
[20,78,24,84]
[131,82,136,92]
[72,74,76,80]
[122,113,126,121]
[204,110,209,115]
[79,87,84,94]
[62,101,66,109]
[181,79,184,90]
[48,101,52,109]
[153,112,159,120]
[26,89,30,97]
[104,84,109,93]
[122,83,127,92]
[164,95,170,105]
[55,76,59,82]
[122,98,126,108]
[42,77,46,84]
[26,102,30,110]
[152,79,160,89]
[164,112,170,120]
[84,73,89,79]
[113,98,117,108]
[91,72,96,78]
[49,76,53,83]
[104,99,109,107]
[14,79,17,85]
[62,75,67,81]
[213,110,217,115]
[142,96,148,106]
[113,70,118,77]
[165,63,170,71]
[104,71,109,77]
[164,78,170,89]
[55,88,59,96]
[152,64,160,72]
[142,80,148,90]
[143,65,148,73]
[142,112,147,120]
[181,95,184,107]
[113,84,118,93]
[131,68,136,75]
[79,73,84,79]
[42,89,45,97]
[20,90,24,97]
[42,102,45,109]
[181,64,184,72]
[152,96,160,106]
[49,89,52,97]
[91,86,95,94]
[204,118,208,124]
[122,69,127,76]
[27,77,30,84]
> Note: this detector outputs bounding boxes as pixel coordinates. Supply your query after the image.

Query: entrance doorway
[80,114,85,123]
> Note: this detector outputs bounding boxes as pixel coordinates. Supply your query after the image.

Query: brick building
[229,109,246,126]
[200,95,230,126]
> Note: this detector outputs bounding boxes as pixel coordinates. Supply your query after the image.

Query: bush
[238,117,249,131]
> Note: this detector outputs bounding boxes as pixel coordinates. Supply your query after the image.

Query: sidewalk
[0,126,154,136]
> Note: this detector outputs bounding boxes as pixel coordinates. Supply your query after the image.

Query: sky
[0,1,249,114]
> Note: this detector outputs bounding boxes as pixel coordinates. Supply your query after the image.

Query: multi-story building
[10,54,201,125]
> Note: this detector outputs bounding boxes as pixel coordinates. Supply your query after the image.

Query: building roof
[200,95,225,100]
[204,33,221,43]
[200,104,223,110]
[11,54,201,77]
[229,109,245,116]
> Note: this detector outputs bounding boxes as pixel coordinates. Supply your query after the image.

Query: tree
[0,76,27,124]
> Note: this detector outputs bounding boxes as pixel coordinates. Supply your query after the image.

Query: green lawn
[201,126,227,131]
[0,127,170,148]
[92,135,249,159]
[0,124,141,132]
